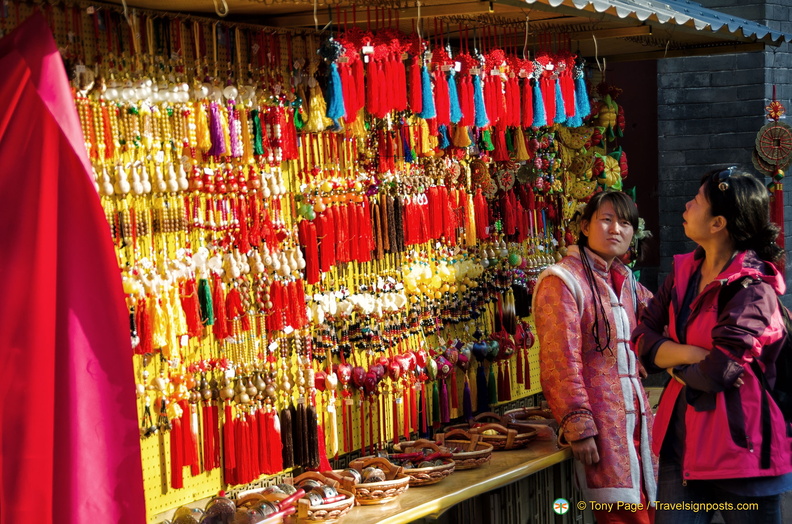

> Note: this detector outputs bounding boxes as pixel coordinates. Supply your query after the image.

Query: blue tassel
[438,125,451,149]
[473,75,489,128]
[476,363,490,413]
[448,71,462,124]
[463,379,473,421]
[554,78,566,124]
[531,79,547,127]
[325,62,346,126]
[402,129,414,163]
[566,93,583,128]
[417,66,436,119]
[575,75,591,119]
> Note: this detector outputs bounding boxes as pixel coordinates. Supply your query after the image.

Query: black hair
[700,168,784,264]
[576,190,639,354]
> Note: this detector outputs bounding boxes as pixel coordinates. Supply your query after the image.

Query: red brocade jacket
[534,246,658,504]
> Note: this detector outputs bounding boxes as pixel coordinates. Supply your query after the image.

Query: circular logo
[553,498,570,515]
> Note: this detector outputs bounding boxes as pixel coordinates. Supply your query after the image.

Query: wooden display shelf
[343,440,571,524]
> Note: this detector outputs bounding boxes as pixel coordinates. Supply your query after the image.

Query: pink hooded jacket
[633,249,792,480]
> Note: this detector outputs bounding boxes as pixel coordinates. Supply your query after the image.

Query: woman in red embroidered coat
[534,191,658,524]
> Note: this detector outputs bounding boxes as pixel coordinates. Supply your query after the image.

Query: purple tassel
[476,364,490,413]
[440,380,450,423]
[207,103,226,157]
[463,378,473,421]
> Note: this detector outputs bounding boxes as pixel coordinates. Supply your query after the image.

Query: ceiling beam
[266,1,495,28]
[604,41,765,62]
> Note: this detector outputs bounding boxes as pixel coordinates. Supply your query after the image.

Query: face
[682,184,716,242]
[581,200,634,265]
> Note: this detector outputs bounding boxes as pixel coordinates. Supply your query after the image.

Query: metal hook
[213,0,229,18]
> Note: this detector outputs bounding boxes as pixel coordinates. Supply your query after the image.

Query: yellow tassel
[514,127,530,161]
[419,119,432,156]
[349,109,367,138]
[304,84,332,133]
[195,102,212,153]
[327,392,339,457]
[452,125,472,148]
[466,192,477,246]
[151,298,169,356]
[221,106,231,155]
[240,108,254,164]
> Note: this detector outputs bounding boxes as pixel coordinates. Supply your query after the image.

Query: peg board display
[2,1,639,522]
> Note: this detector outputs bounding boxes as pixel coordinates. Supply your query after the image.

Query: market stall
[0,0,788,523]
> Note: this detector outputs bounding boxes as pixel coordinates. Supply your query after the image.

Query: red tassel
[136,298,153,355]
[366,59,380,116]
[223,402,236,484]
[541,75,555,122]
[212,275,228,340]
[202,401,216,472]
[180,279,203,338]
[409,57,423,114]
[249,410,260,478]
[170,414,184,489]
[434,68,450,126]
[180,400,198,475]
[392,395,400,446]
[317,423,333,472]
[516,344,524,384]
[473,188,490,240]
[298,219,320,284]
[234,415,250,484]
[340,63,358,124]
[267,410,284,472]
[522,78,533,128]
[257,409,271,474]
[394,54,408,111]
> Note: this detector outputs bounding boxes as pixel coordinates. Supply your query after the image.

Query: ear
[710,215,728,235]
[580,219,590,238]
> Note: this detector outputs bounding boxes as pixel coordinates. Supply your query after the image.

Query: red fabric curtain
[0,14,146,524]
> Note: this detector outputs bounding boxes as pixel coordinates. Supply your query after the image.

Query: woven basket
[388,439,456,486]
[291,472,353,523]
[503,407,558,431]
[434,429,494,470]
[469,422,537,451]
[327,457,410,506]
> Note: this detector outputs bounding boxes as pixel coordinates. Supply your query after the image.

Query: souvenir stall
[0,0,785,523]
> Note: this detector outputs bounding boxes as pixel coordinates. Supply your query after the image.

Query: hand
[668,368,687,386]
[570,436,600,465]
[734,376,744,388]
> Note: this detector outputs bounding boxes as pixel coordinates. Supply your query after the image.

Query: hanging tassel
[409,56,423,114]
[463,376,473,421]
[268,409,284,473]
[211,275,228,340]
[481,129,494,151]
[514,127,530,161]
[325,62,346,127]
[304,85,332,133]
[472,75,489,128]
[473,188,489,240]
[448,70,462,124]
[306,404,320,469]
[434,68,451,126]
[492,125,509,161]
[574,70,591,120]
[431,381,441,430]
[280,406,294,468]
[170,413,184,489]
[206,103,226,157]
[521,78,534,129]
[452,125,472,148]
[222,402,236,485]
[257,408,271,474]
[316,423,333,472]
[293,403,306,466]
[249,411,260,478]
[531,79,547,127]
[488,363,499,405]
[327,395,339,457]
[476,363,489,413]
[203,400,216,472]
[554,77,567,124]
[234,414,250,484]
[180,279,203,337]
[180,400,198,476]
[417,65,437,120]
[438,125,451,149]
[516,345,525,385]
[439,379,450,423]
[198,278,214,326]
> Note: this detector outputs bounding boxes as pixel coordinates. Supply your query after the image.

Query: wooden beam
[603,41,765,62]
[567,25,652,40]
[266,1,495,28]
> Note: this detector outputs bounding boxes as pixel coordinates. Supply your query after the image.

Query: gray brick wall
[656,0,792,293]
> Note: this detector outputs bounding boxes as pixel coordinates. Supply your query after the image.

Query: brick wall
[657,0,792,297]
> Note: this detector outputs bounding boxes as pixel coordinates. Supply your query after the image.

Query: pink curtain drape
[0,13,146,524]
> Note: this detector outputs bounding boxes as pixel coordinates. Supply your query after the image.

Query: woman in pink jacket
[632,167,792,523]
[535,191,658,524]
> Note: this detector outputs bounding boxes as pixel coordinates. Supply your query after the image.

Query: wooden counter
[343,440,572,524]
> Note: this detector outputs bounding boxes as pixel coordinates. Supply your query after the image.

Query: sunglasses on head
[715,166,737,192]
